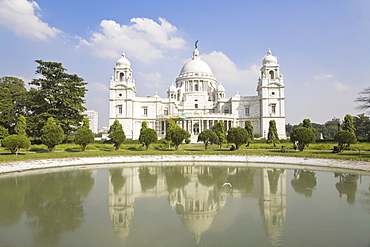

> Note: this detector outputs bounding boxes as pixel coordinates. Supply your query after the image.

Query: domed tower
[257,49,286,139]
[111,52,136,97]
[174,45,218,111]
[109,52,137,127]
[215,82,226,100]
[167,82,177,99]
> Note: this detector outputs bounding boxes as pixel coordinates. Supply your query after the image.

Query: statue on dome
[195,40,198,49]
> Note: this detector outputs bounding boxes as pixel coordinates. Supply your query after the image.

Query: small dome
[262,49,277,65]
[168,83,176,92]
[116,52,131,68]
[179,48,213,75]
[216,82,225,92]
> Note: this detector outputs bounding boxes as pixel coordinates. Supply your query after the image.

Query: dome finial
[267,48,272,55]
[192,44,200,60]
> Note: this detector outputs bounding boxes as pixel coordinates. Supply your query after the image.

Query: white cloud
[80,17,186,63]
[333,81,349,91]
[87,81,109,93]
[314,74,333,80]
[0,0,61,40]
[311,74,349,91]
[201,51,260,94]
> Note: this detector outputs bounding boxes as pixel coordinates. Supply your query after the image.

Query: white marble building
[83,110,98,134]
[109,45,286,142]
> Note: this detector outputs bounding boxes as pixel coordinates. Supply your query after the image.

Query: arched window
[269,71,274,79]
[120,72,125,81]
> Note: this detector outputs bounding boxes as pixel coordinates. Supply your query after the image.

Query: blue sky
[1,0,369,128]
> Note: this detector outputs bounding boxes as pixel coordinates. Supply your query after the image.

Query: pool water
[0,163,369,246]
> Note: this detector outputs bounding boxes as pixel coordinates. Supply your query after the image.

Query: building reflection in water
[259,169,286,246]
[108,165,287,245]
[108,167,168,240]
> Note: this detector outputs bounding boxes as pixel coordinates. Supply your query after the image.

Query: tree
[138,121,158,150]
[285,123,294,137]
[356,86,370,111]
[353,114,370,139]
[2,134,30,154]
[211,121,227,148]
[290,127,316,151]
[324,120,341,139]
[27,61,87,139]
[165,120,190,150]
[74,118,94,151]
[335,130,357,152]
[41,117,64,152]
[302,119,313,129]
[0,126,9,142]
[197,129,219,150]
[244,120,254,146]
[343,114,356,134]
[312,123,326,139]
[0,76,28,133]
[168,127,190,150]
[165,119,177,146]
[267,120,280,147]
[109,120,126,150]
[14,115,27,136]
[227,127,250,150]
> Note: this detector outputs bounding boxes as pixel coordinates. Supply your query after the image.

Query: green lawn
[1,141,370,163]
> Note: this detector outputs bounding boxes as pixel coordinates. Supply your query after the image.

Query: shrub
[3,134,30,154]
[74,127,95,151]
[41,117,64,152]
[290,127,316,151]
[227,127,250,150]
[335,130,357,152]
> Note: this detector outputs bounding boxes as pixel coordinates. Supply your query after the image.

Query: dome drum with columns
[109,44,286,141]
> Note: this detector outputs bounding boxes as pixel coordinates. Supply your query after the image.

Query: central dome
[179,48,213,75]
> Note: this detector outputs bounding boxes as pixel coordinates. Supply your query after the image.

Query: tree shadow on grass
[335,152,370,159]
[0,152,25,155]
[65,149,83,152]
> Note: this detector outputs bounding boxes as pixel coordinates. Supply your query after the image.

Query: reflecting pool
[0,163,369,247]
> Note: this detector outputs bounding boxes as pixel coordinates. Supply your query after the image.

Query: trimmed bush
[3,134,30,154]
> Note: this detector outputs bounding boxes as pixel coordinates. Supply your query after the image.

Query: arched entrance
[193,123,199,135]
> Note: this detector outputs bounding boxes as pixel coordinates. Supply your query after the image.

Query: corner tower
[109,52,136,128]
[257,49,286,139]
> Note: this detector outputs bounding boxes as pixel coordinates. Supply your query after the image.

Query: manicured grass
[1,141,370,163]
